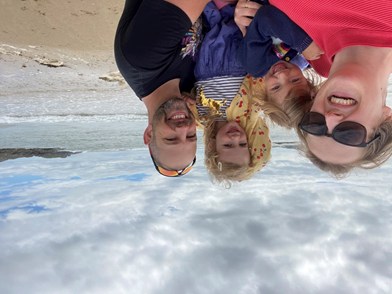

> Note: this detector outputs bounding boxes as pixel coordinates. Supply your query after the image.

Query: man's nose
[171,118,194,129]
[173,121,196,134]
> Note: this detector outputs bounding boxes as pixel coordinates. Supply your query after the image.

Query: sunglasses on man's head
[299,112,380,147]
[149,149,196,177]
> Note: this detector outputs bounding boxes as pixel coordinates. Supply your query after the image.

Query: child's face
[215,121,250,166]
[264,61,310,106]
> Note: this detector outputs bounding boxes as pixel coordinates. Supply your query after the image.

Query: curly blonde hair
[193,76,271,187]
[203,115,260,187]
[297,120,392,178]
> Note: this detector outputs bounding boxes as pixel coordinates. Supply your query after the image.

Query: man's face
[149,98,197,170]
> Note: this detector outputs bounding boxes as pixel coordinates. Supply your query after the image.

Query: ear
[143,124,153,145]
[382,106,392,122]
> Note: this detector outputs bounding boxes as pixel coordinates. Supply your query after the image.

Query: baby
[238,3,324,128]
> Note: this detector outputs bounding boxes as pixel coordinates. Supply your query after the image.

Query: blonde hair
[258,68,322,129]
[297,121,392,178]
[194,76,271,187]
[203,115,261,187]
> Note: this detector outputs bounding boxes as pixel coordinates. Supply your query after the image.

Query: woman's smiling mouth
[328,96,357,106]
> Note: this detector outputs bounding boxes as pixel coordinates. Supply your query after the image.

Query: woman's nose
[325,110,344,129]
[326,110,344,118]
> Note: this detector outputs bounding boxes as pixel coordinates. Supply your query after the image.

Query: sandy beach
[0,0,126,95]
[0,0,146,158]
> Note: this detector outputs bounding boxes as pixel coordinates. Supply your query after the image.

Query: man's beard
[152,97,195,129]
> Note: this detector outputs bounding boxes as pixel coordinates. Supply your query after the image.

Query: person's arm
[239,5,313,77]
[119,0,208,70]
[165,0,210,23]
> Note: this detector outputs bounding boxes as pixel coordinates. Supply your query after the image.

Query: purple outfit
[195,2,309,81]
[194,2,246,80]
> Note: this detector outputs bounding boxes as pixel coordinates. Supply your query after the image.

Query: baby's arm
[302,42,324,61]
[239,5,320,76]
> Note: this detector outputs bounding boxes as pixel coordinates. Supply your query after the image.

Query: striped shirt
[195,76,244,120]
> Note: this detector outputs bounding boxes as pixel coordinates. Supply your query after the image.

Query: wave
[0,113,147,124]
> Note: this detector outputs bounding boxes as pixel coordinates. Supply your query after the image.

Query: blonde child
[237,3,324,128]
[255,62,322,129]
[191,75,271,186]
[189,0,270,185]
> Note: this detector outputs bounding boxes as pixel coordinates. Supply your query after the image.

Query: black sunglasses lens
[333,122,367,146]
[300,112,327,135]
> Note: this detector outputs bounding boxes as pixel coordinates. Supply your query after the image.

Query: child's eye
[239,143,248,147]
[291,78,300,83]
[187,134,197,139]
[223,144,233,148]
[271,85,280,91]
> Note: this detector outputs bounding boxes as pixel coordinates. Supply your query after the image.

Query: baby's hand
[302,41,324,60]
[234,0,262,36]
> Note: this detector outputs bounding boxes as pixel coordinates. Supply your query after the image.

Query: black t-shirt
[114,0,201,99]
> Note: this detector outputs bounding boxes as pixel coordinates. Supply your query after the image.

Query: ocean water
[0,88,147,150]
[1,81,392,293]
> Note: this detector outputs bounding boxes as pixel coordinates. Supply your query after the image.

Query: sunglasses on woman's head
[149,147,196,177]
[299,112,380,147]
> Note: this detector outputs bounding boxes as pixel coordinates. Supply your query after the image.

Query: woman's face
[216,121,250,166]
[264,61,310,106]
[306,63,391,164]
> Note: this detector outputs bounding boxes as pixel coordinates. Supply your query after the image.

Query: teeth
[171,114,186,120]
[330,96,356,106]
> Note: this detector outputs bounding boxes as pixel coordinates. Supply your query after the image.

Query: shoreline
[0,43,124,95]
[0,0,124,95]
